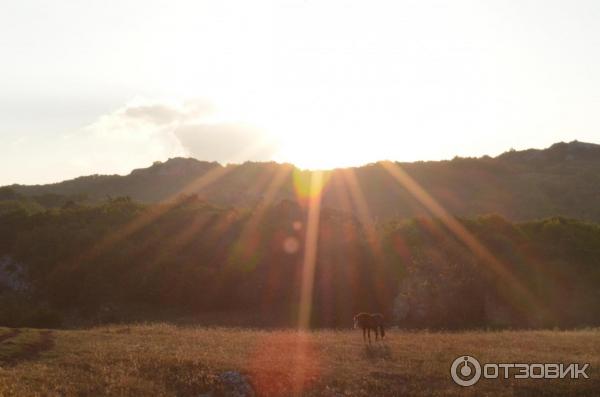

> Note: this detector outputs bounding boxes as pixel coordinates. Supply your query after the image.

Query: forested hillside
[6,141,600,222]
[1,195,599,329]
[2,141,600,329]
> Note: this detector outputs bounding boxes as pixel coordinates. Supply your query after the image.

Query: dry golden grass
[0,325,598,396]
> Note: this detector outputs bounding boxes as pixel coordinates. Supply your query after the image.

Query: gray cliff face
[0,256,29,292]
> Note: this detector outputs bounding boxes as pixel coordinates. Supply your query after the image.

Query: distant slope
[6,140,600,222]
[8,159,222,203]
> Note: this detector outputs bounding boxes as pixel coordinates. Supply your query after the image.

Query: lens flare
[283,236,300,254]
[293,168,331,201]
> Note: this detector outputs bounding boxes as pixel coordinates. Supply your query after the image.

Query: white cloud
[45,98,277,181]
[175,122,278,163]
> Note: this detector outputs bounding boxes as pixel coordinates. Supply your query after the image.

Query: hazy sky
[2,0,600,185]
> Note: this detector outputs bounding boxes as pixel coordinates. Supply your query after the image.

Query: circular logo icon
[450,355,481,387]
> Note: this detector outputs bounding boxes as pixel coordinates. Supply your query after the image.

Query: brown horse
[353,312,385,343]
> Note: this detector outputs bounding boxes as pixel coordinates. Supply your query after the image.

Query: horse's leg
[363,327,366,342]
[375,327,379,341]
[367,328,371,344]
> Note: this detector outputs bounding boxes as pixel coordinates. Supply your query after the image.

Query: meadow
[0,325,598,396]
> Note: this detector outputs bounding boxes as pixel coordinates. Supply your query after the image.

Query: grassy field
[0,325,598,396]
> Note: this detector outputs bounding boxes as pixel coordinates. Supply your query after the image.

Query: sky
[2,0,600,185]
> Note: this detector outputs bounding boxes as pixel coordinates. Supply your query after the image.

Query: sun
[275,139,364,170]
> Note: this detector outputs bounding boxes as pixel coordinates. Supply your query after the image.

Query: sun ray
[292,170,324,395]
[379,161,548,318]
[339,168,397,312]
[341,169,382,259]
[328,170,354,215]
[229,165,293,271]
[70,165,233,268]
[297,171,324,330]
[151,210,214,266]
[69,137,284,271]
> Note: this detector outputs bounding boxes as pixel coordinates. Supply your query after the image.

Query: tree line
[0,194,599,329]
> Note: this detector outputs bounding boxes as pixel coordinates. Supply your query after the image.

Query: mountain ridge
[5,140,600,222]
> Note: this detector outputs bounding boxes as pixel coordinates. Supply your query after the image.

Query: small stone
[218,371,255,397]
